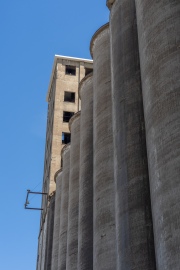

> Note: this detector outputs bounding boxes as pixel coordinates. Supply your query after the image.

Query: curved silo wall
[58,144,71,270]
[78,73,93,270]
[135,1,180,269]
[90,23,116,270]
[51,170,63,270]
[66,112,81,270]
[44,193,55,270]
[108,0,156,269]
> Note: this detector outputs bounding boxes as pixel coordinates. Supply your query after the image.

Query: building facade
[36,0,180,269]
[44,55,93,197]
[37,56,93,270]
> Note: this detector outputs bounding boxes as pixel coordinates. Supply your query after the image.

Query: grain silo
[135,1,180,269]
[51,169,62,270]
[66,112,81,270]
[90,23,116,270]
[58,144,71,270]
[78,73,93,270]
[107,0,156,268]
[44,192,55,270]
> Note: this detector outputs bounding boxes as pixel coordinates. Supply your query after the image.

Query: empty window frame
[63,111,74,123]
[85,68,93,76]
[65,65,76,76]
[64,91,75,103]
[62,132,71,144]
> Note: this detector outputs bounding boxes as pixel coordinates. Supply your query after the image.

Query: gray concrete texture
[39,212,48,270]
[44,193,55,270]
[109,1,156,269]
[135,0,180,269]
[66,112,81,270]
[78,73,93,270]
[90,23,116,270]
[51,170,62,270]
[58,144,71,270]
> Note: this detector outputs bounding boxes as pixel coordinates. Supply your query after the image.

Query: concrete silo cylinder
[51,169,63,270]
[107,0,156,269]
[58,144,71,270]
[90,23,116,270]
[44,192,55,270]
[78,73,93,270]
[135,1,180,269]
[66,112,81,270]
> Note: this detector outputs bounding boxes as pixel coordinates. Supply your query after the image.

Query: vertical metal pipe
[135,1,180,269]
[66,112,81,270]
[107,0,156,269]
[90,23,116,270]
[58,144,71,270]
[51,170,63,270]
[78,73,93,270]
[44,193,55,270]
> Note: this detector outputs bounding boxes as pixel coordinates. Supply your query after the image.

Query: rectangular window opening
[65,65,76,76]
[62,132,71,144]
[64,91,75,103]
[85,68,93,76]
[63,111,74,123]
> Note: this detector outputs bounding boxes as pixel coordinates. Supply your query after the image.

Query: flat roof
[46,55,93,101]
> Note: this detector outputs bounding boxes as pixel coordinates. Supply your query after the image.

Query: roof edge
[46,55,93,102]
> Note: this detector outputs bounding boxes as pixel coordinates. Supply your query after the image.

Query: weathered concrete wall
[108,0,156,269]
[44,193,55,270]
[135,1,180,269]
[40,212,48,270]
[37,226,45,270]
[58,144,71,270]
[51,170,62,270]
[66,112,81,270]
[90,23,116,270]
[78,74,93,270]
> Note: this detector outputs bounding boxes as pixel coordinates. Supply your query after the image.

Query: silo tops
[106,0,115,10]
[90,23,109,58]
[54,168,63,183]
[78,72,93,99]
[68,111,81,132]
[61,143,71,160]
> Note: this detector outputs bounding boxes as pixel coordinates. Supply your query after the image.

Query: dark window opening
[62,132,71,144]
[63,111,74,123]
[65,65,76,76]
[64,91,75,102]
[85,68,93,76]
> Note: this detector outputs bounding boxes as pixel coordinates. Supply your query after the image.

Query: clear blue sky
[0,1,109,269]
